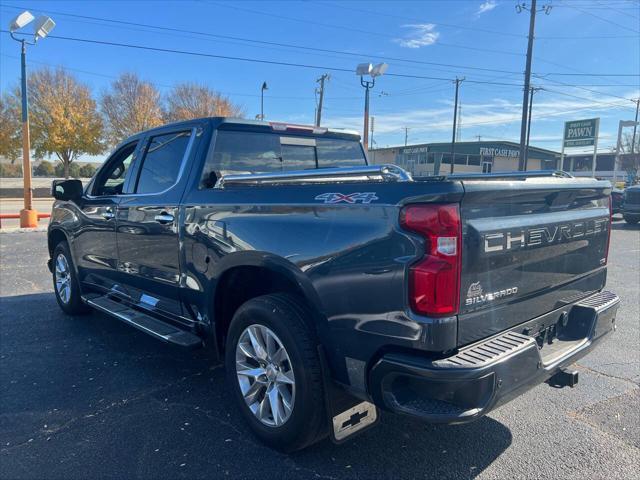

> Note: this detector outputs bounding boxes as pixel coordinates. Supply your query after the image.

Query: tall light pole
[9,11,56,228]
[356,62,387,152]
[260,81,268,121]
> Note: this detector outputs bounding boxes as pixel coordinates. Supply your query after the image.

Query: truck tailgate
[457,177,611,346]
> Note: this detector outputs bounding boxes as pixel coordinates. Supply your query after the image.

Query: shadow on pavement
[611,219,639,231]
[1,293,512,479]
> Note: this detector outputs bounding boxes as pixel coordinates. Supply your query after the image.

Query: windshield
[201,130,366,186]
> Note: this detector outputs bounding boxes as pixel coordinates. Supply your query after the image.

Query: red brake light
[400,204,462,317]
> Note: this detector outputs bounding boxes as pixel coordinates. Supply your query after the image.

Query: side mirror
[52,179,83,201]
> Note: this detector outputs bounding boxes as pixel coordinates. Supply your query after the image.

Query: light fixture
[371,63,388,78]
[34,16,56,40]
[9,10,34,32]
[356,63,372,76]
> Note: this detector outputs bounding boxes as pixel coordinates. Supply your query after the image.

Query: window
[200,131,366,187]
[135,131,191,194]
[454,154,467,165]
[316,138,365,168]
[92,142,137,196]
[468,155,481,166]
[441,154,452,164]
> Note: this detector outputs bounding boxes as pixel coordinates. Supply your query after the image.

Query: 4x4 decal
[315,192,379,204]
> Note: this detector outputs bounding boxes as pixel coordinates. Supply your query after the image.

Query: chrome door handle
[102,208,115,220]
[154,213,174,224]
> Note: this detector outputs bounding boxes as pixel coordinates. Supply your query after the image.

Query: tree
[0,93,21,163]
[34,160,55,176]
[14,67,105,178]
[101,73,163,145]
[164,83,245,122]
[79,163,97,178]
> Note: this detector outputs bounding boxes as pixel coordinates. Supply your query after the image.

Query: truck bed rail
[447,170,573,180]
[215,164,413,188]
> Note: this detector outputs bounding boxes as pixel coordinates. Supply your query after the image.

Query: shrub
[34,160,55,176]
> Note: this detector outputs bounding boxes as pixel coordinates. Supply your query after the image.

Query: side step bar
[83,294,202,349]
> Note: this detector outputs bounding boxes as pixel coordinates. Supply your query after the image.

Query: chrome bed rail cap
[215,164,413,188]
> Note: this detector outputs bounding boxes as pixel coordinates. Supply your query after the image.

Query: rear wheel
[225,293,327,452]
[52,242,89,315]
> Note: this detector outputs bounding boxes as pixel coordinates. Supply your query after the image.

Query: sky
[1,0,639,162]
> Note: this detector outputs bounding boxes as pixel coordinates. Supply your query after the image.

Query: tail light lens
[400,204,462,317]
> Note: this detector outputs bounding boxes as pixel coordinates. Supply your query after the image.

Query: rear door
[116,126,199,317]
[458,178,611,345]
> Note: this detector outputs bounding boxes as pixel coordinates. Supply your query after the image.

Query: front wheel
[623,215,639,224]
[225,293,328,452]
[52,241,89,315]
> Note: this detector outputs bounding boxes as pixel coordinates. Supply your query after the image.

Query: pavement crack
[574,363,640,386]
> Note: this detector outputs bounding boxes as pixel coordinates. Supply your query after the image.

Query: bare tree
[101,73,163,145]
[11,68,104,178]
[164,83,244,122]
[0,93,21,163]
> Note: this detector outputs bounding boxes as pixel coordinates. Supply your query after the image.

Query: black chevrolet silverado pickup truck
[48,117,619,451]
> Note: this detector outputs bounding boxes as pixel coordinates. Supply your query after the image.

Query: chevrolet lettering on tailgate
[483,217,609,253]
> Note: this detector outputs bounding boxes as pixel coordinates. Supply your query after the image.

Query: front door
[74,140,139,292]
[482,161,493,174]
[116,127,197,318]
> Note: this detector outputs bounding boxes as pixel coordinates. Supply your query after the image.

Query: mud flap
[318,346,380,443]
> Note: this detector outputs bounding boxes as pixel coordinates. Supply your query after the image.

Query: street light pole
[9,11,55,228]
[361,76,374,152]
[18,38,35,226]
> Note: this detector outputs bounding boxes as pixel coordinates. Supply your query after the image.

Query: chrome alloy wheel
[235,324,296,427]
[54,253,72,304]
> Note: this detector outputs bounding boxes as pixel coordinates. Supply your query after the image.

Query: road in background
[0,222,638,479]
[0,198,54,229]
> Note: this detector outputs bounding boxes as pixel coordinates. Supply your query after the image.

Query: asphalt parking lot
[1,221,638,480]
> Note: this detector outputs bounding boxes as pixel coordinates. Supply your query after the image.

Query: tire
[623,215,639,224]
[52,241,90,315]
[225,293,328,452]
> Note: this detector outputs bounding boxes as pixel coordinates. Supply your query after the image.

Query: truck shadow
[1,292,511,480]
[611,219,639,230]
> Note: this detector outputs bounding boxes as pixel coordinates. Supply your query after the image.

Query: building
[369,141,558,176]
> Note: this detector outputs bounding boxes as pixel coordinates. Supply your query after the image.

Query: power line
[558,1,640,33]
[2,4,636,79]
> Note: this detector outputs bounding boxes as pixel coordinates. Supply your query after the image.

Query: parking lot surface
[1,221,638,479]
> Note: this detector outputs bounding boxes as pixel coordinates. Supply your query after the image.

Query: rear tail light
[400,204,462,317]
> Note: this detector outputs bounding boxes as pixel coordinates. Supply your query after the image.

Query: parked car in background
[611,188,624,215]
[622,185,640,224]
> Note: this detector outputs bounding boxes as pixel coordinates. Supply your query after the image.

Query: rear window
[200,131,366,187]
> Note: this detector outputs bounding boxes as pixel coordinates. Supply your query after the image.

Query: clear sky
[1,0,639,160]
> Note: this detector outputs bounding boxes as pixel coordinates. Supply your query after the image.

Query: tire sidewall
[225,297,321,449]
[52,242,85,314]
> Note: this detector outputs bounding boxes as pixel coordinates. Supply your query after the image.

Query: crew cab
[48,117,619,451]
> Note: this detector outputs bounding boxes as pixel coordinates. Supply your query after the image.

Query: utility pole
[260,81,268,121]
[404,127,409,146]
[632,98,640,154]
[524,86,543,171]
[476,135,482,142]
[315,73,329,127]
[361,77,374,152]
[450,77,464,174]
[456,103,462,142]
[516,1,551,171]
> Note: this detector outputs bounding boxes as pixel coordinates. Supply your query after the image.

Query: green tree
[34,160,55,176]
[101,73,163,146]
[0,93,21,163]
[79,163,97,178]
[12,67,105,178]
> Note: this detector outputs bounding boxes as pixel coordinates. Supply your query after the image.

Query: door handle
[102,208,115,220]
[154,213,174,224]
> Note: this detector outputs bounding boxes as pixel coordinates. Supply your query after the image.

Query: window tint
[93,142,137,196]
[135,131,191,194]
[200,131,367,187]
[316,138,366,168]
